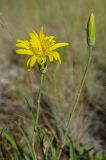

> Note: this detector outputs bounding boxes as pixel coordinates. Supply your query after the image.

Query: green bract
[87,13,96,47]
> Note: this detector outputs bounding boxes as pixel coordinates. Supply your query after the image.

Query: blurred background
[0,0,106,156]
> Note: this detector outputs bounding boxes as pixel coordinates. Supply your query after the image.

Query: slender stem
[57,46,93,160]
[31,73,44,160]
[36,73,44,126]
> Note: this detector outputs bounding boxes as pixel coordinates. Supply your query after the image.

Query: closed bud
[87,13,96,47]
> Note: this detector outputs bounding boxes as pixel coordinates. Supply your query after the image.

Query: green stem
[57,46,93,160]
[31,72,44,160]
[36,73,44,126]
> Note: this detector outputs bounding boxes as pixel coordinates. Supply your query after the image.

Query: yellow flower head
[16,27,69,70]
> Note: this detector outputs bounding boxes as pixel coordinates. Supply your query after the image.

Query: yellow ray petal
[16,49,33,55]
[16,40,29,45]
[49,51,61,63]
[29,31,38,40]
[40,27,44,40]
[50,42,69,51]
[48,54,53,62]
[27,55,37,70]
[16,40,25,43]
[16,43,29,49]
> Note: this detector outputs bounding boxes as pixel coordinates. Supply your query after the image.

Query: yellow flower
[16,27,69,70]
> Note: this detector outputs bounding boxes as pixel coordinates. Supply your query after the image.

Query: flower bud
[87,13,96,47]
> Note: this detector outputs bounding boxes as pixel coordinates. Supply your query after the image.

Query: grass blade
[0,128,29,160]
